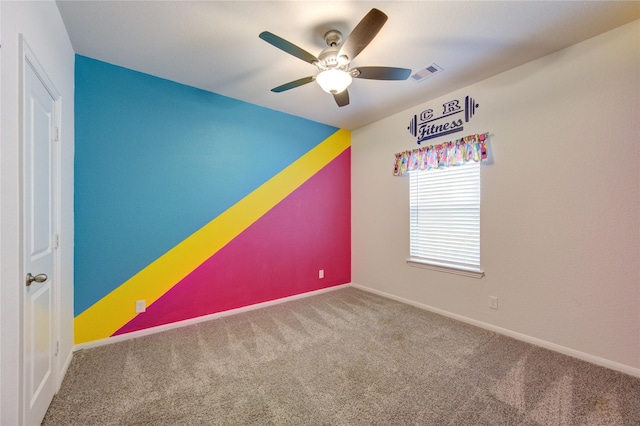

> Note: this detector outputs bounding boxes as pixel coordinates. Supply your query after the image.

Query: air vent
[411,63,443,82]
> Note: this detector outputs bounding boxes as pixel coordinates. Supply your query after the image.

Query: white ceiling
[56,1,639,130]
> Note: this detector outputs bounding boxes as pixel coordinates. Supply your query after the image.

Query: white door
[23,44,58,426]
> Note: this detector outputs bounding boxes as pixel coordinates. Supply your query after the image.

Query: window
[408,161,483,278]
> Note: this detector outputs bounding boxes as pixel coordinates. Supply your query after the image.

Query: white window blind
[409,162,481,273]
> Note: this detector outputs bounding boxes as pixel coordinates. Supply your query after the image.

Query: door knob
[25,273,48,286]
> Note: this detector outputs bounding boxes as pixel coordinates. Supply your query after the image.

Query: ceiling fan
[259,8,411,107]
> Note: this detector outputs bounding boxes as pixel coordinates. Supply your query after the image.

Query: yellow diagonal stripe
[75,129,350,344]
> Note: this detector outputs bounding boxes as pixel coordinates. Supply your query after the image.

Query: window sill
[406,258,484,279]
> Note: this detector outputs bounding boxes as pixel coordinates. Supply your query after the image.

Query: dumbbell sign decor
[408,96,480,145]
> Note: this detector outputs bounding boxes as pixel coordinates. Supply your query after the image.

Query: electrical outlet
[489,296,498,310]
[319,269,325,279]
[135,300,146,313]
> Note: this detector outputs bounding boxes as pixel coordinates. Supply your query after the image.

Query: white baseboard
[351,283,640,379]
[73,281,639,379]
[74,283,351,352]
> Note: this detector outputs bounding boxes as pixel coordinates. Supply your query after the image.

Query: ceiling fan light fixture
[316,69,352,94]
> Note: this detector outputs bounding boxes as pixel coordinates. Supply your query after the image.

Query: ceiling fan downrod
[324,30,342,47]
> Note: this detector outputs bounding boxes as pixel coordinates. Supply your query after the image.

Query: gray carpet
[43,287,640,425]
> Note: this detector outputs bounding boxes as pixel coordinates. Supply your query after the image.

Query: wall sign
[408,96,479,144]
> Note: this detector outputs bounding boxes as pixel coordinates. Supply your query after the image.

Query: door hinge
[55,341,59,356]
[54,126,60,142]
[55,234,60,249]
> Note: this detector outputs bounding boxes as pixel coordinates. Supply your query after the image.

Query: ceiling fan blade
[259,31,318,64]
[271,76,315,93]
[333,90,350,107]
[353,66,411,80]
[338,8,388,61]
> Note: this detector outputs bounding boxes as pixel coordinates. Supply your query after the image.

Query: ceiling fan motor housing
[317,46,349,71]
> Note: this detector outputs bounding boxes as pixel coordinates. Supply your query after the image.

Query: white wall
[0,1,74,424]
[352,20,639,376]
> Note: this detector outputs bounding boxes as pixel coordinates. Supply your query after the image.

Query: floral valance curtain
[393,133,489,176]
